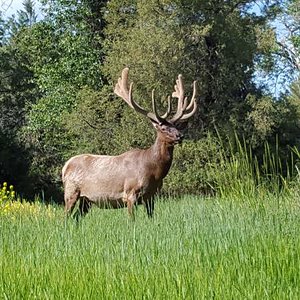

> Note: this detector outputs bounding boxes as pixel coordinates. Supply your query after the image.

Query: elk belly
[94,197,126,209]
[81,189,125,208]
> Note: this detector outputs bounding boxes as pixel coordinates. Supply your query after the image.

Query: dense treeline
[0,0,299,200]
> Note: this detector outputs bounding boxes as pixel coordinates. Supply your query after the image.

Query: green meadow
[1,194,299,299]
[1,0,299,298]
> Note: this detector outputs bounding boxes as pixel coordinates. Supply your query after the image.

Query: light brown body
[62,132,175,217]
[63,68,197,218]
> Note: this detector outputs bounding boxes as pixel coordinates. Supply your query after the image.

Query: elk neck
[147,131,174,179]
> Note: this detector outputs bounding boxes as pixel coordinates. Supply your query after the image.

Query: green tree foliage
[276,0,299,72]
[1,0,299,197]
[11,0,37,29]
[274,79,300,148]
[18,0,108,191]
[60,0,293,195]
[255,0,299,94]
[103,0,284,137]
[0,2,39,195]
[0,12,6,44]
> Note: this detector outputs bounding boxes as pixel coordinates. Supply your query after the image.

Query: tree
[103,0,281,137]
[18,0,108,192]
[275,79,300,148]
[255,0,299,96]
[16,0,37,27]
[2,0,295,196]
[276,0,299,72]
[0,2,39,195]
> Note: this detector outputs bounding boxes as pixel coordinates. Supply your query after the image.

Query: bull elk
[62,68,197,218]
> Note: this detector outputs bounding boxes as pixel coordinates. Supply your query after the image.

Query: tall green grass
[207,134,298,199]
[1,135,300,298]
[1,195,300,299]
[165,133,299,197]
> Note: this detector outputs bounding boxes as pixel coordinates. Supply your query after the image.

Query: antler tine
[178,80,197,121]
[114,68,130,104]
[169,74,185,123]
[151,90,159,119]
[114,68,162,124]
[182,96,189,111]
[173,75,184,111]
[185,81,197,111]
[151,90,166,124]
[169,76,197,124]
[161,96,172,119]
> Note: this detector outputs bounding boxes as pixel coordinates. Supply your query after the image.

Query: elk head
[114,68,197,146]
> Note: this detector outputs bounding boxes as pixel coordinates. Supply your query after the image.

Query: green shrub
[164,133,299,198]
[164,134,221,195]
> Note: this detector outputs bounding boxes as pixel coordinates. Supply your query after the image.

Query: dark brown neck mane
[148,132,174,179]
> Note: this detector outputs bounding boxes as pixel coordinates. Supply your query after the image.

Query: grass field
[1,194,300,299]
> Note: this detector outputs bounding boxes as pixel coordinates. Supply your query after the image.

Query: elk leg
[127,201,135,220]
[124,192,136,220]
[144,198,155,218]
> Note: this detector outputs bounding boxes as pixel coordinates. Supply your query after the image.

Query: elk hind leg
[124,192,137,220]
[64,185,80,217]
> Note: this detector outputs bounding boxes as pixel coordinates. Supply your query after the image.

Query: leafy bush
[164,133,300,198]
[288,146,300,197]
[164,134,221,195]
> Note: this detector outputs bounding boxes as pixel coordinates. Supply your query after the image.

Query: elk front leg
[144,197,155,218]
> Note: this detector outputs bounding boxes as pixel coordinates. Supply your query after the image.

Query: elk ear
[151,122,160,130]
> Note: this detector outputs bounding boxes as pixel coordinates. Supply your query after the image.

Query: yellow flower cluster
[0,182,15,203]
[1,201,55,218]
[0,182,56,218]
